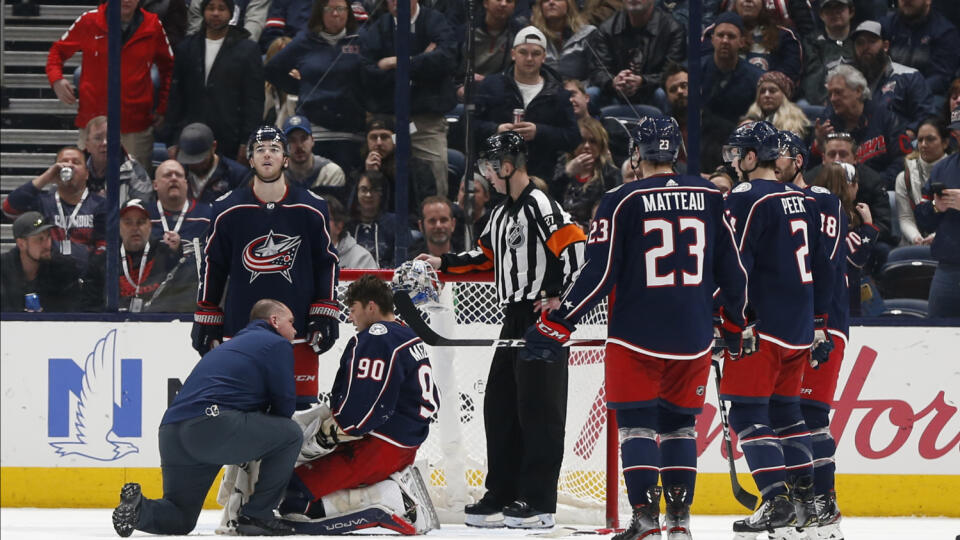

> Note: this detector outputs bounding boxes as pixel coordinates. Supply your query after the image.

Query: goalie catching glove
[712,308,756,361]
[520,311,575,362]
[810,315,833,369]
[191,302,224,355]
[308,300,340,354]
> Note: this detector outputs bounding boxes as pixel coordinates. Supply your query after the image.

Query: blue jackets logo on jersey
[47,329,142,462]
[242,230,303,283]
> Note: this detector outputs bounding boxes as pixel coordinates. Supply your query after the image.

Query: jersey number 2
[790,219,814,283]
[643,218,705,287]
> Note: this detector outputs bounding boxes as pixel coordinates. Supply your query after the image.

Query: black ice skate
[112,482,142,538]
[790,475,819,532]
[614,486,662,540]
[236,513,296,536]
[732,494,801,540]
[464,495,504,528]
[663,485,692,540]
[815,491,844,539]
[502,500,555,529]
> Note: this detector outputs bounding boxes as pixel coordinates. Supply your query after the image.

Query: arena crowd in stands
[2,0,958,317]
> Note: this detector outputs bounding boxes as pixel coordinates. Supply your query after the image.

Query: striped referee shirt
[440,182,586,304]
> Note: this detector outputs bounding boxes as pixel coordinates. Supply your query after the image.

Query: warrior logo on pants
[242,230,302,283]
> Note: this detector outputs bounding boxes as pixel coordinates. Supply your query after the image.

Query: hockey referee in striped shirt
[418,131,586,529]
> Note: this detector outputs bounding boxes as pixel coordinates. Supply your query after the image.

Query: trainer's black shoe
[236,514,295,536]
[112,483,142,538]
[464,495,504,528]
[503,500,555,529]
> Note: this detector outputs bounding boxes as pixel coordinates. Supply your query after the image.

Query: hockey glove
[315,416,361,449]
[810,315,833,369]
[713,309,757,361]
[191,303,224,355]
[520,311,575,362]
[308,301,340,354]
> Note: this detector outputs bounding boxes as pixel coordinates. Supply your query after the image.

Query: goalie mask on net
[392,261,441,307]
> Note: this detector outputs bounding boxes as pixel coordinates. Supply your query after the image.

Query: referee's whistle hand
[533,297,560,313]
[415,254,441,270]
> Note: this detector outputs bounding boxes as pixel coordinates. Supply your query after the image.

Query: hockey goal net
[326,269,627,526]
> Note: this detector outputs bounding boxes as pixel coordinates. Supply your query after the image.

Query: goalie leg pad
[320,479,406,520]
[284,505,417,536]
[390,465,440,534]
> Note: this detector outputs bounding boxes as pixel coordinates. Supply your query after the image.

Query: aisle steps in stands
[2,0,96,252]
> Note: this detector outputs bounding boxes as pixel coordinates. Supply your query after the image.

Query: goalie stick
[711,357,759,510]
[393,289,606,348]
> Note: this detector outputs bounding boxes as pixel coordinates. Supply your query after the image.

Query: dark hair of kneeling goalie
[346,274,394,315]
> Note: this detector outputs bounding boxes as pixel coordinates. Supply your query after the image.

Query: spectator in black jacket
[359,0,458,197]
[815,64,910,188]
[166,0,264,163]
[882,0,960,97]
[799,0,856,108]
[588,0,685,112]
[175,123,250,204]
[473,26,581,184]
[0,212,82,313]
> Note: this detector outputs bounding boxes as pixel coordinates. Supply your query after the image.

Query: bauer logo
[47,329,142,462]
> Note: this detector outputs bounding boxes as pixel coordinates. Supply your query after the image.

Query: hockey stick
[711,357,759,510]
[393,290,606,348]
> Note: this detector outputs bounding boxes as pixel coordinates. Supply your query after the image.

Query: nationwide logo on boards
[47,330,142,461]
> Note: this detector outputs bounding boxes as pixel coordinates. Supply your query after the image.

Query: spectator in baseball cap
[174,122,249,204]
[1,212,83,312]
[282,115,347,203]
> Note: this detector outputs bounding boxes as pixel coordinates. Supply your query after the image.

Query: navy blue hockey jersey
[330,321,440,448]
[724,179,834,348]
[805,186,850,338]
[555,174,749,359]
[199,183,339,337]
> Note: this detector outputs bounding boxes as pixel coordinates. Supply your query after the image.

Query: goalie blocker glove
[520,311,575,362]
[308,301,340,354]
[191,303,224,355]
[713,308,756,361]
[810,314,833,369]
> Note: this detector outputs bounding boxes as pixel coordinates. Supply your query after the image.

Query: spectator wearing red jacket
[47,0,174,171]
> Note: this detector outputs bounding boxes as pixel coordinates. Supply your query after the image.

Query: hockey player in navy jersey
[523,116,750,540]
[719,121,835,540]
[277,273,440,535]
[192,126,340,408]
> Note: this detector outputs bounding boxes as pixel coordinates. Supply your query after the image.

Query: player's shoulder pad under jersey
[732,182,752,194]
[809,185,831,195]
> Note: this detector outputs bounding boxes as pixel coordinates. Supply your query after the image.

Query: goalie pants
[483,300,568,513]
[136,410,302,535]
[295,437,418,500]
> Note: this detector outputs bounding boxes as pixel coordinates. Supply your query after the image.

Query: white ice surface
[1,509,958,539]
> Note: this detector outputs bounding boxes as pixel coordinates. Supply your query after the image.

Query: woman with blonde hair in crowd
[894,117,948,247]
[552,117,620,228]
[531,0,596,82]
[745,71,810,138]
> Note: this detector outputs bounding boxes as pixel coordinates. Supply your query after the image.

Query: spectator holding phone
[914,109,960,318]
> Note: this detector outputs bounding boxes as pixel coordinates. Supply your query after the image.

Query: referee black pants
[483,300,569,513]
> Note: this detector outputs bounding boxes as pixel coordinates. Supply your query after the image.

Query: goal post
[331,269,625,526]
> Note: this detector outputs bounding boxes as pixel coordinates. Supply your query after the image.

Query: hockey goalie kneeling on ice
[218,274,440,535]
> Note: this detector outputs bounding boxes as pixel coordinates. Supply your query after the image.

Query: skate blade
[504,513,555,529]
[815,523,844,539]
[464,512,505,528]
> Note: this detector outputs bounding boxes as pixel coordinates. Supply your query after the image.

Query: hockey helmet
[777,130,809,169]
[477,131,526,173]
[247,125,289,160]
[630,115,682,163]
[722,121,780,163]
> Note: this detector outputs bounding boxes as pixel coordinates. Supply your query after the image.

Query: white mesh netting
[322,271,628,525]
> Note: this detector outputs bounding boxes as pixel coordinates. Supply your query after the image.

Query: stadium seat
[879,298,929,318]
[876,255,937,300]
[887,190,900,243]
